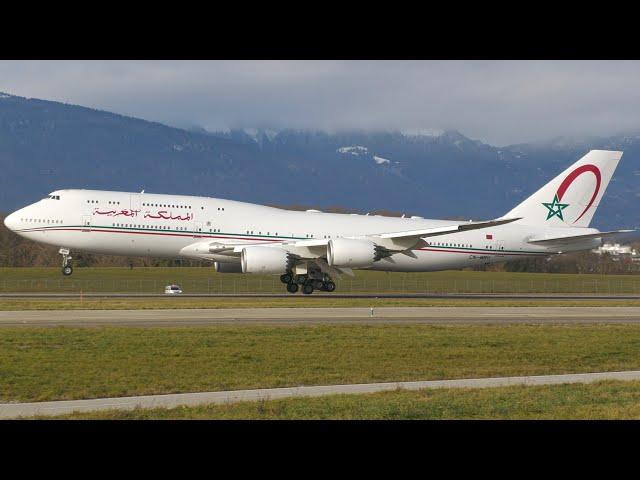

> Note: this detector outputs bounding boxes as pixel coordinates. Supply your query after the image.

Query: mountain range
[0,92,638,232]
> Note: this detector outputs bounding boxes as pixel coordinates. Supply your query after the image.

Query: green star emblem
[542,194,569,221]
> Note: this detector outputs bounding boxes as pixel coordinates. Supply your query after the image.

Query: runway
[2,369,639,418]
[1,292,640,300]
[3,306,640,327]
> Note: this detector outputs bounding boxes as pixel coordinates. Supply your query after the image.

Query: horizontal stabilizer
[528,230,634,245]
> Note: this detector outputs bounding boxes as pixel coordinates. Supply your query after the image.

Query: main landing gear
[59,248,73,276]
[280,271,336,295]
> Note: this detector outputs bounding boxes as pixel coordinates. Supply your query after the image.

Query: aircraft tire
[280,273,292,284]
[302,283,314,295]
[62,265,73,276]
[324,281,336,292]
[286,282,299,294]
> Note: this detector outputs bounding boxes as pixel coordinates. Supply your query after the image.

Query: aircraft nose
[3,211,19,231]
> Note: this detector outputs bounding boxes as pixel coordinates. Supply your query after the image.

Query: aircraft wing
[180,217,522,261]
[376,218,521,239]
[180,218,519,262]
[270,218,522,254]
[527,230,634,245]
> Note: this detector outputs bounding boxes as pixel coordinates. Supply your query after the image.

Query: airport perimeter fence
[3,276,640,294]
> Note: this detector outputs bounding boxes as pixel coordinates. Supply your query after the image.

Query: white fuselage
[4,189,600,272]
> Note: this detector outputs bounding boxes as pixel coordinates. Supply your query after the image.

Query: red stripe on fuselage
[15,227,286,243]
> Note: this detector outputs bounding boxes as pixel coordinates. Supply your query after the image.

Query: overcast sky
[1,60,639,146]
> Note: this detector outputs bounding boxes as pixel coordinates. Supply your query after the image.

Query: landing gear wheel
[324,281,336,292]
[312,280,324,290]
[280,273,292,284]
[59,248,73,276]
[286,283,299,294]
[295,274,308,285]
[302,283,314,295]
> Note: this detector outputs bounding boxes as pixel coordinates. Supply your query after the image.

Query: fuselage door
[193,221,203,238]
[82,215,92,232]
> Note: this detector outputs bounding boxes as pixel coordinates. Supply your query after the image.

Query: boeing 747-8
[3,150,631,294]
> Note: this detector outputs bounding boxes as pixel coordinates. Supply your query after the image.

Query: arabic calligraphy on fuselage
[93,209,193,221]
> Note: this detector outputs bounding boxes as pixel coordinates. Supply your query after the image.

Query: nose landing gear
[59,248,73,276]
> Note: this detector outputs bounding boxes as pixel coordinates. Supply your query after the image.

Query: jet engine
[214,261,243,273]
[241,246,292,274]
[327,238,377,268]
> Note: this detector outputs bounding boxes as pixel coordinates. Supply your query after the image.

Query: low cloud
[1,60,639,146]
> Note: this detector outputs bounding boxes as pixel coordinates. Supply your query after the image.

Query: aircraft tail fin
[502,150,623,228]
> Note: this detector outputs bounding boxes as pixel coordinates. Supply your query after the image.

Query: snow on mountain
[244,128,261,142]
[243,128,280,144]
[373,155,390,165]
[263,129,279,142]
[337,145,369,156]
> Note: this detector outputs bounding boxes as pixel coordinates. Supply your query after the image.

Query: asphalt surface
[2,306,640,327]
[1,292,640,300]
[2,370,639,418]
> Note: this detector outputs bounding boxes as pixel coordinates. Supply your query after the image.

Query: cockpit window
[46,195,61,200]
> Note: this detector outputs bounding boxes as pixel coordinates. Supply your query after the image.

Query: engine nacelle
[214,261,243,273]
[241,246,291,274]
[327,238,376,268]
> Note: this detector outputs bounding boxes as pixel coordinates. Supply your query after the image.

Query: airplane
[3,150,632,294]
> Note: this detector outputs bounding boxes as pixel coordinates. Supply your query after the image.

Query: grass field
[1,267,640,294]
[3,324,640,403]
[2,297,640,311]
[45,380,640,420]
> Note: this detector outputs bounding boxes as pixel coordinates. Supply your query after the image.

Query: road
[2,370,639,418]
[1,292,640,299]
[2,306,640,327]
